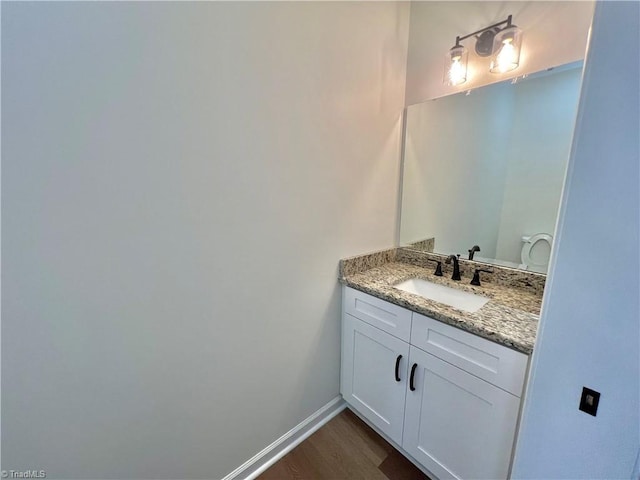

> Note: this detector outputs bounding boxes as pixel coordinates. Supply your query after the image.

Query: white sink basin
[394,278,490,313]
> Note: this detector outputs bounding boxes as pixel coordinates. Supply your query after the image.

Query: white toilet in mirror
[520,233,553,273]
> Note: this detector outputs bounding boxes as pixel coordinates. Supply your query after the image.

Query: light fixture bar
[454,15,512,46]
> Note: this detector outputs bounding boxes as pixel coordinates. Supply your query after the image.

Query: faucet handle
[426,258,443,276]
[470,268,493,286]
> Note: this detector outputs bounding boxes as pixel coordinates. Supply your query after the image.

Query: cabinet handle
[410,363,418,391]
[395,355,403,382]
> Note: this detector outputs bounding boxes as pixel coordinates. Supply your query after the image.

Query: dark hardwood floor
[258,408,430,480]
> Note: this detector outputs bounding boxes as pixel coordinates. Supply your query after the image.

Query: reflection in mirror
[399,62,583,273]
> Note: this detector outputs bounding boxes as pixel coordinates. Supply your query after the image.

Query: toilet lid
[521,233,553,269]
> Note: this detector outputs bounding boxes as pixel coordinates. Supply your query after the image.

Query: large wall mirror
[399,61,583,273]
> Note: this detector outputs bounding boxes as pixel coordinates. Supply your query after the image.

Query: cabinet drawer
[411,313,528,396]
[343,287,412,342]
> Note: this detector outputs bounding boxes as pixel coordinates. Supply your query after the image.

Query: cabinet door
[341,313,410,445]
[403,346,520,480]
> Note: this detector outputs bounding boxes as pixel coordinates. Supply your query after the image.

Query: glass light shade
[490,26,522,73]
[444,45,468,86]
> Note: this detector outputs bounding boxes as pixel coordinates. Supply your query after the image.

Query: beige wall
[1,2,409,478]
[405,1,594,104]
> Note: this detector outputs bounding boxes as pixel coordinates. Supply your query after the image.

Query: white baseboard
[222,396,347,480]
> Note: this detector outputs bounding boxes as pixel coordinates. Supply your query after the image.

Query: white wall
[405,1,594,104]
[1,3,409,479]
[512,1,640,477]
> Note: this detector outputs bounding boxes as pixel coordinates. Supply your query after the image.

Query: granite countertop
[340,261,541,355]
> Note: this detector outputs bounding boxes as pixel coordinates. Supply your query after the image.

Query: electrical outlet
[579,387,600,416]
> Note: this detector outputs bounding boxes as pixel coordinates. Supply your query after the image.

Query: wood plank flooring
[258,408,430,480]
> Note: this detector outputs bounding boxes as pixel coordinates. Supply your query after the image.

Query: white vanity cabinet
[341,314,409,445]
[403,345,522,479]
[340,287,413,445]
[340,286,529,480]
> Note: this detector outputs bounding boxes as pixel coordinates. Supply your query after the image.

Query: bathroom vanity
[339,248,544,480]
[335,36,585,480]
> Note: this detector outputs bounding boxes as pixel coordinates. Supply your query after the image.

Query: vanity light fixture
[444,15,523,86]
